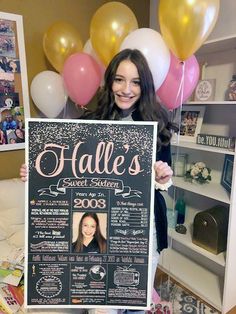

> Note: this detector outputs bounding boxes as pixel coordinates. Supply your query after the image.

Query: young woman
[72,212,107,254]
[79,49,177,314]
[20,49,177,314]
[82,48,177,252]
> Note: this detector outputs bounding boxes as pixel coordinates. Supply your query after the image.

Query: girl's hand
[19,163,28,182]
[154,160,173,185]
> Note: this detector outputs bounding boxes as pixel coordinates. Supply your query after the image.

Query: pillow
[0,207,25,239]
[0,227,7,241]
[0,178,25,211]
[0,240,15,259]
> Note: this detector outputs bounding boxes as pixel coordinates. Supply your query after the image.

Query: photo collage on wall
[0,18,25,148]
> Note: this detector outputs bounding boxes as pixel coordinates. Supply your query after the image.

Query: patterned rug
[153,280,220,314]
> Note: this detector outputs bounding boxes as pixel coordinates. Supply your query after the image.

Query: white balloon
[83,39,105,75]
[83,39,104,68]
[120,28,170,90]
[30,71,68,118]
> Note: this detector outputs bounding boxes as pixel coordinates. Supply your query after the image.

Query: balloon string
[174,62,185,219]
[180,61,185,110]
[171,61,185,146]
[174,61,185,110]
[171,62,185,213]
[166,62,186,287]
[173,61,185,168]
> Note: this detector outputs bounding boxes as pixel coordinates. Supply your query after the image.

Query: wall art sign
[0,11,30,151]
[196,134,235,151]
[194,79,216,102]
[25,118,157,311]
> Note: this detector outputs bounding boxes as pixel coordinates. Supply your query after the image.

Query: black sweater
[132,110,170,252]
[72,238,100,253]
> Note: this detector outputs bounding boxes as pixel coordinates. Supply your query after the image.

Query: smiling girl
[72,212,107,254]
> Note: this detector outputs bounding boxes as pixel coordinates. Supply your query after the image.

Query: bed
[0,178,86,313]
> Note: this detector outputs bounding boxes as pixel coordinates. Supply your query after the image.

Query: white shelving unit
[172,177,230,204]
[168,226,226,267]
[172,140,235,156]
[158,35,236,313]
[160,249,224,310]
[149,2,236,312]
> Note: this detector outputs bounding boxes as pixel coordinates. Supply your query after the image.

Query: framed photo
[0,11,30,151]
[179,105,205,142]
[221,154,234,193]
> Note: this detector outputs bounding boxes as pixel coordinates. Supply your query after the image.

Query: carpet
[152,279,221,314]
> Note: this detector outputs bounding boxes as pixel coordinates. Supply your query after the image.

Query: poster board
[0,11,30,151]
[25,118,157,310]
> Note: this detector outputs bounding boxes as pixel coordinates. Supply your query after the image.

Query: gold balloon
[43,21,83,72]
[90,2,138,66]
[159,0,220,61]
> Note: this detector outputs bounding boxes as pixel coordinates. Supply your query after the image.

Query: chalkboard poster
[25,118,157,311]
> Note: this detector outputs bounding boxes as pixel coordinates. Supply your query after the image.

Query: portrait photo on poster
[179,105,205,142]
[72,212,107,254]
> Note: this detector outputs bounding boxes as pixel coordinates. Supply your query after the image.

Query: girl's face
[82,216,97,240]
[16,128,23,138]
[112,60,141,112]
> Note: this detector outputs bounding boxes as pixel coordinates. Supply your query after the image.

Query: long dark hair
[87,48,178,149]
[74,212,106,253]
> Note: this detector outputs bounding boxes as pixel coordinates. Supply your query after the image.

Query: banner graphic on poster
[25,118,157,310]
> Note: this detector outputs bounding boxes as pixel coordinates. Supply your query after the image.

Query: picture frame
[221,154,234,193]
[179,105,205,142]
[0,11,30,152]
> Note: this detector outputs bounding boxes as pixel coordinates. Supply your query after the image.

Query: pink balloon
[62,52,102,106]
[156,53,200,110]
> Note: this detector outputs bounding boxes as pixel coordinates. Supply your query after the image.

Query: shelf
[168,227,226,267]
[171,140,235,155]
[196,35,236,56]
[159,248,223,311]
[186,101,236,105]
[172,177,230,204]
